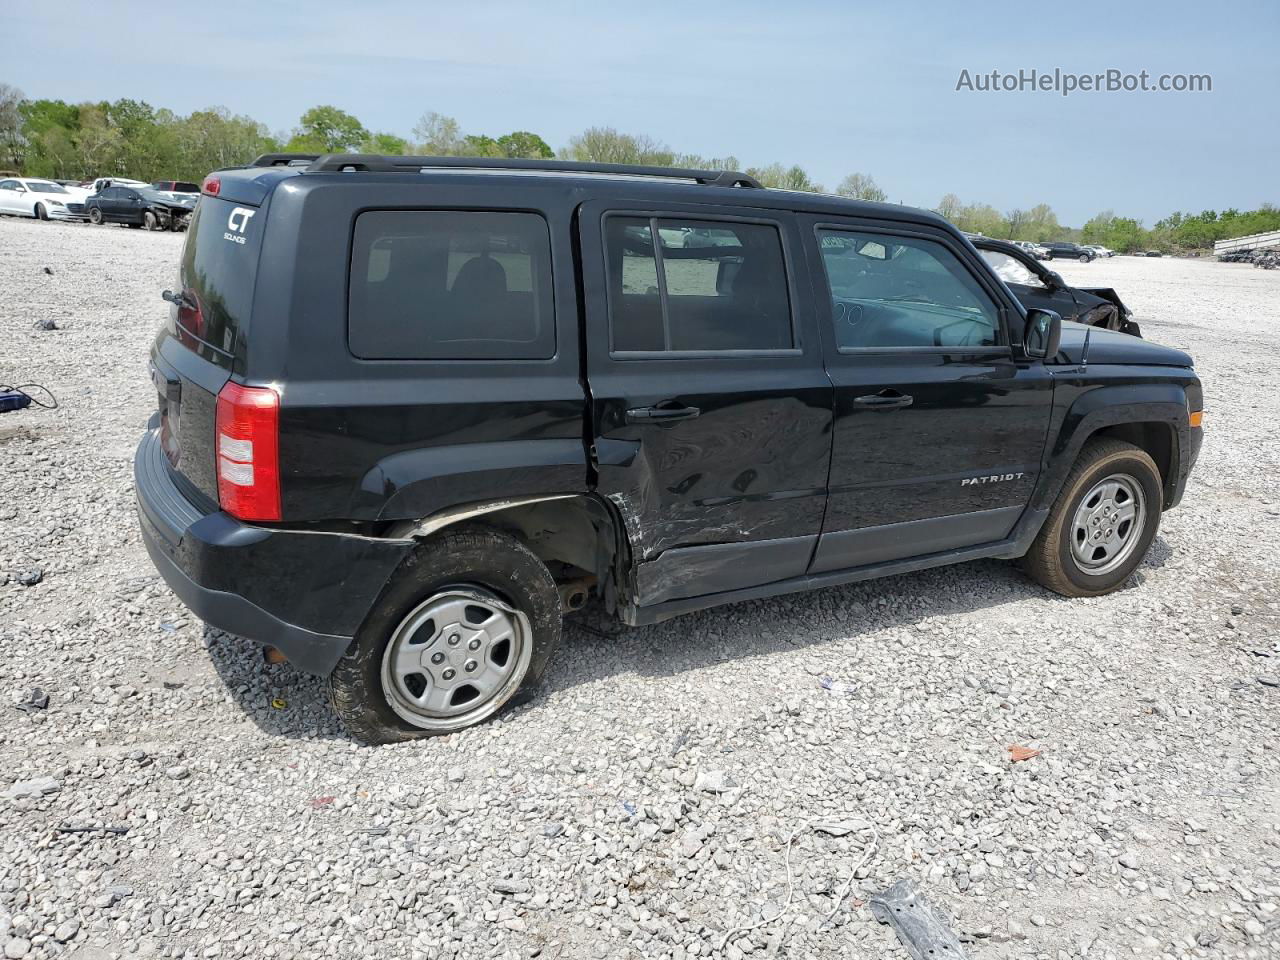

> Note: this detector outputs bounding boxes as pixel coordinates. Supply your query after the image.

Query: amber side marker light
[1189,410,1203,428]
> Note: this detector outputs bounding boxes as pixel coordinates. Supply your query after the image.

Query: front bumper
[134,428,413,675]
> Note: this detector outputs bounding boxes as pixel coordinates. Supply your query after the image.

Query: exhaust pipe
[557,577,594,613]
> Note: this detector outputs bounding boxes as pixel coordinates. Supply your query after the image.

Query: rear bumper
[134,428,413,675]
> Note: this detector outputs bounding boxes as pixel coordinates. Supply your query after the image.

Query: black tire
[329,527,562,744]
[143,211,158,231]
[1020,438,1163,597]
[88,207,103,225]
[1078,253,1090,262]
[127,221,142,229]
[34,203,48,221]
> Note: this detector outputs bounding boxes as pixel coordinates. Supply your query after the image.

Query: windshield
[979,249,1041,287]
[26,181,68,194]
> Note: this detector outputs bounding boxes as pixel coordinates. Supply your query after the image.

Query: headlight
[49,200,65,207]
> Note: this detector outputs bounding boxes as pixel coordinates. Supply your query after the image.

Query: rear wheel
[1021,439,1162,597]
[329,527,562,744]
[34,203,48,221]
[88,208,103,225]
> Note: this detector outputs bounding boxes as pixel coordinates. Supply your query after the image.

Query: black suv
[135,154,1203,743]
[1043,241,1095,262]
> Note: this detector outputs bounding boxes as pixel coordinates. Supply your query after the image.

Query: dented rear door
[579,199,833,607]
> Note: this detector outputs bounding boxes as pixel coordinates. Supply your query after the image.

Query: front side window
[605,216,793,353]
[349,211,555,360]
[818,229,1002,350]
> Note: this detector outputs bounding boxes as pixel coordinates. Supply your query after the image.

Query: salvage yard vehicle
[134,154,1204,743]
[86,185,197,230]
[151,180,200,194]
[0,177,89,221]
[1043,241,1095,262]
[971,237,1139,334]
[1084,244,1115,258]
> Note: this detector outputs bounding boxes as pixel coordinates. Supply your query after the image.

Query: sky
[4,0,1278,226]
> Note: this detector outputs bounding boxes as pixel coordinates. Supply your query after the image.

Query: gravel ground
[2,216,1279,960]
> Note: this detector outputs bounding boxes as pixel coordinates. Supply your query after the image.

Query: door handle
[625,401,701,424]
[853,390,913,411]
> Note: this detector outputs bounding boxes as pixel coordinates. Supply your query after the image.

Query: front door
[579,200,833,606]
[804,218,1054,573]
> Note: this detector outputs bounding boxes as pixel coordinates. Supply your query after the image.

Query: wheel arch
[1038,381,1192,516]
[385,493,636,613]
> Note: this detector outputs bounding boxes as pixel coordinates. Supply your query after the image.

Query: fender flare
[1034,381,1189,514]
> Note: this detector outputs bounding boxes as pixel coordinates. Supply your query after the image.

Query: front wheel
[1078,253,1090,262]
[88,208,103,225]
[1020,438,1163,597]
[329,527,562,744]
[34,203,48,221]
[143,211,158,231]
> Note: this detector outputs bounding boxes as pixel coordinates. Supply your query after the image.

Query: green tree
[0,83,24,170]
[287,105,368,153]
[562,127,674,166]
[936,194,962,222]
[461,134,504,157]
[747,162,822,192]
[836,172,886,202]
[363,132,410,155]
[412,111,463,155]
[497,130,553,159]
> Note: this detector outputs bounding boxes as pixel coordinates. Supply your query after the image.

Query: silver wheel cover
[380,586,531,731]
[1069,473,1146,576]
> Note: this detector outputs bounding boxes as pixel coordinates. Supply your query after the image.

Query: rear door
[804,217,1053,572]
[149,194,262,506]
[579,199,833,606]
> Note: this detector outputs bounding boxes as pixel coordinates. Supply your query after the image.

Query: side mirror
[1024,308,1062,360]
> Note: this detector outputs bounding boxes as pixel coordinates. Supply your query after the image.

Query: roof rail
[304,154,762,188]
[250,153,321,167]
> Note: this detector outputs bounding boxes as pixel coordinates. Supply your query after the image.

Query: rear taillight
[201,175,221,197]
[215,382,280,521]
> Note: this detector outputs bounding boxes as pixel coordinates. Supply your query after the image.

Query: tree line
[2,83,1274,251]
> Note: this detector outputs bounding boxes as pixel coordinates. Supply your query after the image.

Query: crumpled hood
[1055,321,1192,367]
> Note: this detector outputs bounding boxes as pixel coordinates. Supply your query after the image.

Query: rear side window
[605,216,793,354]
[349,211,555,360]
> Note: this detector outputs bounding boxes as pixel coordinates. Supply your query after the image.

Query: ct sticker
[223,207,255,244]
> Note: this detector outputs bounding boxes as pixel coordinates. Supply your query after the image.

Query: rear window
[348,211,555,360]
[604,215,793,353]
[175,197,262,364]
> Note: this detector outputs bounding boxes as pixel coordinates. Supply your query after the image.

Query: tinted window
[349,211,554,360]
[818,230,1001,350]
[605,216,792,353]
[174,197,263,366]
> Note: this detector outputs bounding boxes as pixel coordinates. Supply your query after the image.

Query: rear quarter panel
[245,177,589,522]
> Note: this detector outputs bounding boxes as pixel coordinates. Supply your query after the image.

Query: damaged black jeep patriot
[135,154,1203,743]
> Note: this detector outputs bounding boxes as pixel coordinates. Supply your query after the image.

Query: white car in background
[0,177,91,221]
[1084,244,1115,258]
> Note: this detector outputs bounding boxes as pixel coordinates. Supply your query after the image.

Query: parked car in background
[1084,245,1115,258]
[1143,250,1164,258]
[0,177,89,221]
[81,176,149,194]
[86,185,198,230]
[1043,242,1095,262]
[971,237,1139,335]
[135,153,1202,742]
[151,181,200,194]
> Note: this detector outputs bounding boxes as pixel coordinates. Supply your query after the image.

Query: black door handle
[625,401,701,423]
[853,390,913,411]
